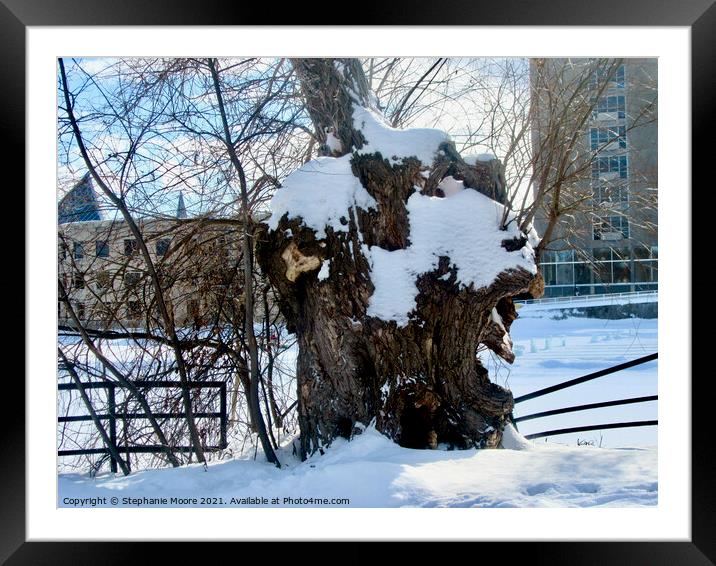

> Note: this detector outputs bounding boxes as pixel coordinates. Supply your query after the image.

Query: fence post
[108,384,117,474]
[219,382,227,449]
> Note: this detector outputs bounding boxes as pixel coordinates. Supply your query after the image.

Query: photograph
[55,55,660,509]
[9,12,708,560]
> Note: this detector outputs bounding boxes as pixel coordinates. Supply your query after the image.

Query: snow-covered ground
[502,305,657,448]
[59,425,656,508]
[58,306,657,508]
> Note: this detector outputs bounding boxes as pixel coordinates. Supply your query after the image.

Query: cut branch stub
[423,142,508,205]
[281,242,321,282]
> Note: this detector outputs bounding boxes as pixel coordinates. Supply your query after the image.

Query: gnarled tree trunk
[257,59,543,459]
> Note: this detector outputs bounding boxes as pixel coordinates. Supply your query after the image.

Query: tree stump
[257,59,542,459]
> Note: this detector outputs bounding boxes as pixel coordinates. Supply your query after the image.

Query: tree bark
[257,59,542,459]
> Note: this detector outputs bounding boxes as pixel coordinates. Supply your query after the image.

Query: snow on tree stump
[257,59,542,459]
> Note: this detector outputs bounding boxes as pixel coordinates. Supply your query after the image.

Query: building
[530,58,658,298]
[58,176,248,331]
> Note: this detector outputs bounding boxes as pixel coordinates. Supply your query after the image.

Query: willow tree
[257,59,543,459]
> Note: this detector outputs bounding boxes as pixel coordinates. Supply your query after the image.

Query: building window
[73,242,84,260]
[634,245,651,260]
[76,302,85,321]
[124,239,138,256]
[128,300,142,319]
[556,263,574,286]
[102,302,118,323]
[593,185,629,208]
[59,242,68,260]
[635,260,658,284]
[592,247,612,262]
[95,270,111,291]
[215,235,229,262]
[574,263,592,285]
[72,272,85,289]
[594,261,612,284]
[95,240,109,258]
[592,95,626,120]
[590,64,625,91]
[541,250,557,264]
[592,155,628,181]
[590,126,626,151]
[541,263,557,286]
[556,250,574,263]
[611,247,631,261]
[613,65,625,88]
[613,261,631,284]
[124,271,142,289]
[593,215,630,241]
[155,239,170,258]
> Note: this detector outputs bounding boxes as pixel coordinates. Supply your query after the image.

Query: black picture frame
[6,1,712,563]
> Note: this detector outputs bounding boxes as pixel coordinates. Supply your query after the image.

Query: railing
[514,290,657,307]
[513,353,657,440]
[58,380,227,474]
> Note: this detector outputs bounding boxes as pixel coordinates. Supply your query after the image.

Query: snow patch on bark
[366,189,537,326]
[464,152,498,165]
[352,106,449,165]
[490,307,505,329]
[268,155,376,239]
[324,130,343,154]
[317,260,331,281]
[437,175,465,197]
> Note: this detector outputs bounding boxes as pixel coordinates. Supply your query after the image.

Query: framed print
[8,0,713,563]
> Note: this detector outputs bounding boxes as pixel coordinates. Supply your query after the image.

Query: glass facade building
[531,59,658,299]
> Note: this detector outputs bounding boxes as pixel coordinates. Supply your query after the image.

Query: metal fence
[58,380,227,474]
[513,353,657,440]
